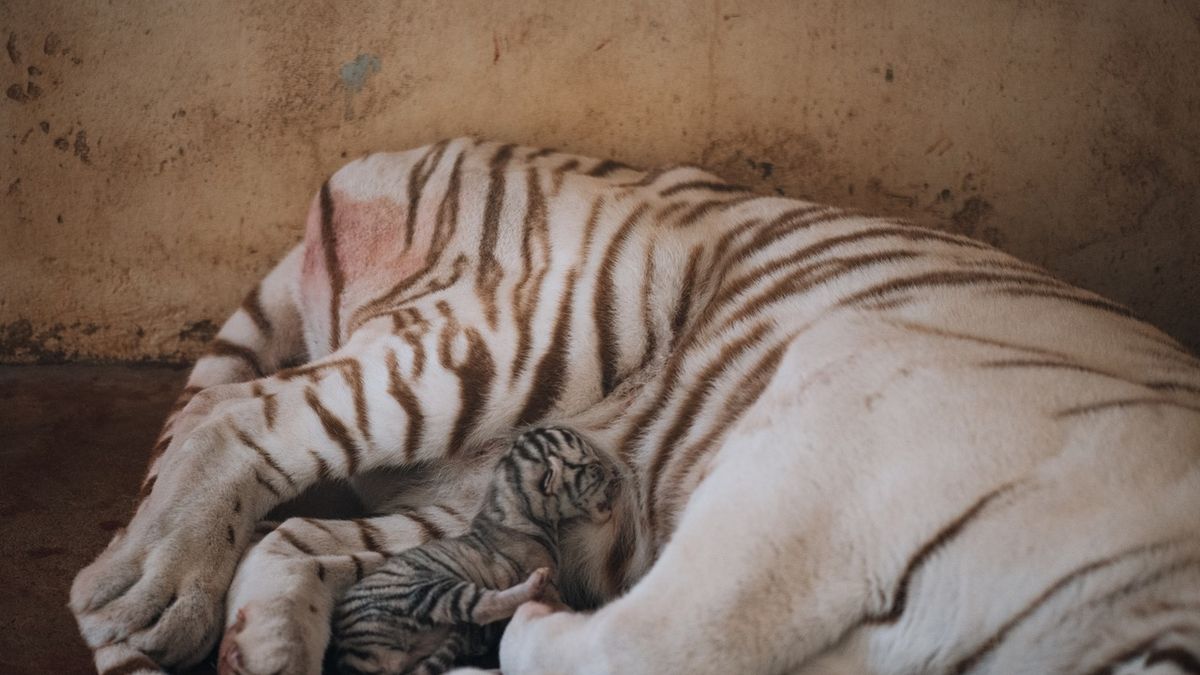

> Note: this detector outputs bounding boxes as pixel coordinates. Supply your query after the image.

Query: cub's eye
[587,464,606,480]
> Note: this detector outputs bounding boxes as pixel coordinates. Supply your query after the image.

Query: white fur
[70,139,1200,674]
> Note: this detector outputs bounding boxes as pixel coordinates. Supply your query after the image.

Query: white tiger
[69,138,1200,675]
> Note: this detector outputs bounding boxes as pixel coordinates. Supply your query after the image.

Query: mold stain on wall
[339,53,381,120]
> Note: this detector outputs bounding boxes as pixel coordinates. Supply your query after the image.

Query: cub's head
[511,427,616,525]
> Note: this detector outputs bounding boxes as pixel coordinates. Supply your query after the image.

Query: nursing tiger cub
[70,138,1199,675]
[331,427,615,675]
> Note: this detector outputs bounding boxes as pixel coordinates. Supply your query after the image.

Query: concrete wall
[3,0,1199,363]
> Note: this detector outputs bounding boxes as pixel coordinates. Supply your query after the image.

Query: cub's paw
[524,567,551,600]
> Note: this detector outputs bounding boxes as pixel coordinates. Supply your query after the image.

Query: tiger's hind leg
[979,541,1200,675]
[71,305,502,669]
[147,244,309,480]
[219,508,470,675]
[69,246,312,672]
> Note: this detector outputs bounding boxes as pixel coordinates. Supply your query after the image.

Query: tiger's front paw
[69,516,236,666]
[218,602,326,675]
[222,544,389,675]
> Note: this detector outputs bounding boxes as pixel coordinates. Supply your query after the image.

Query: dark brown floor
[0,365,189,674]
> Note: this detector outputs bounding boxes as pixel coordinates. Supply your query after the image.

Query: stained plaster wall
[3,0,1199,362]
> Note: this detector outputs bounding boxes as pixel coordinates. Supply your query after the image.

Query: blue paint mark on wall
[340,54,381,119]
[340,54,381,93]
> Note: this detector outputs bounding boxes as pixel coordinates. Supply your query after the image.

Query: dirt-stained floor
[0,365,192,674]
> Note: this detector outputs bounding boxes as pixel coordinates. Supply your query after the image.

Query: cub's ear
[540,455,564,495]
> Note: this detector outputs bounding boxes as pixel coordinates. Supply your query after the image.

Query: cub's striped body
[70,138,1200,675]
[331,427,613,675]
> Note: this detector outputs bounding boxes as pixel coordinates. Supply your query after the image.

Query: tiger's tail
[1097,634,1200,675]
[982,539,1200,674]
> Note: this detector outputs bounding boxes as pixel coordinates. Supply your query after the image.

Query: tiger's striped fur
[331,427,614,675]
[69,138,1200,675]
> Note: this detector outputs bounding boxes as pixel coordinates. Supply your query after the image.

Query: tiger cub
[332,427,617,675]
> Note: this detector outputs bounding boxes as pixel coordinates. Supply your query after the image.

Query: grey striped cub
[332,427,617,675]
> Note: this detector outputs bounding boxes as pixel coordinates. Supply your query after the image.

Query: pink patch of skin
[332,190,437,326]
[217,608,246,675]
[298,188,435,347]
[330,191,428,285]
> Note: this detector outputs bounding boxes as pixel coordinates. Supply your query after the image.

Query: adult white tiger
[70,138,1200,675]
